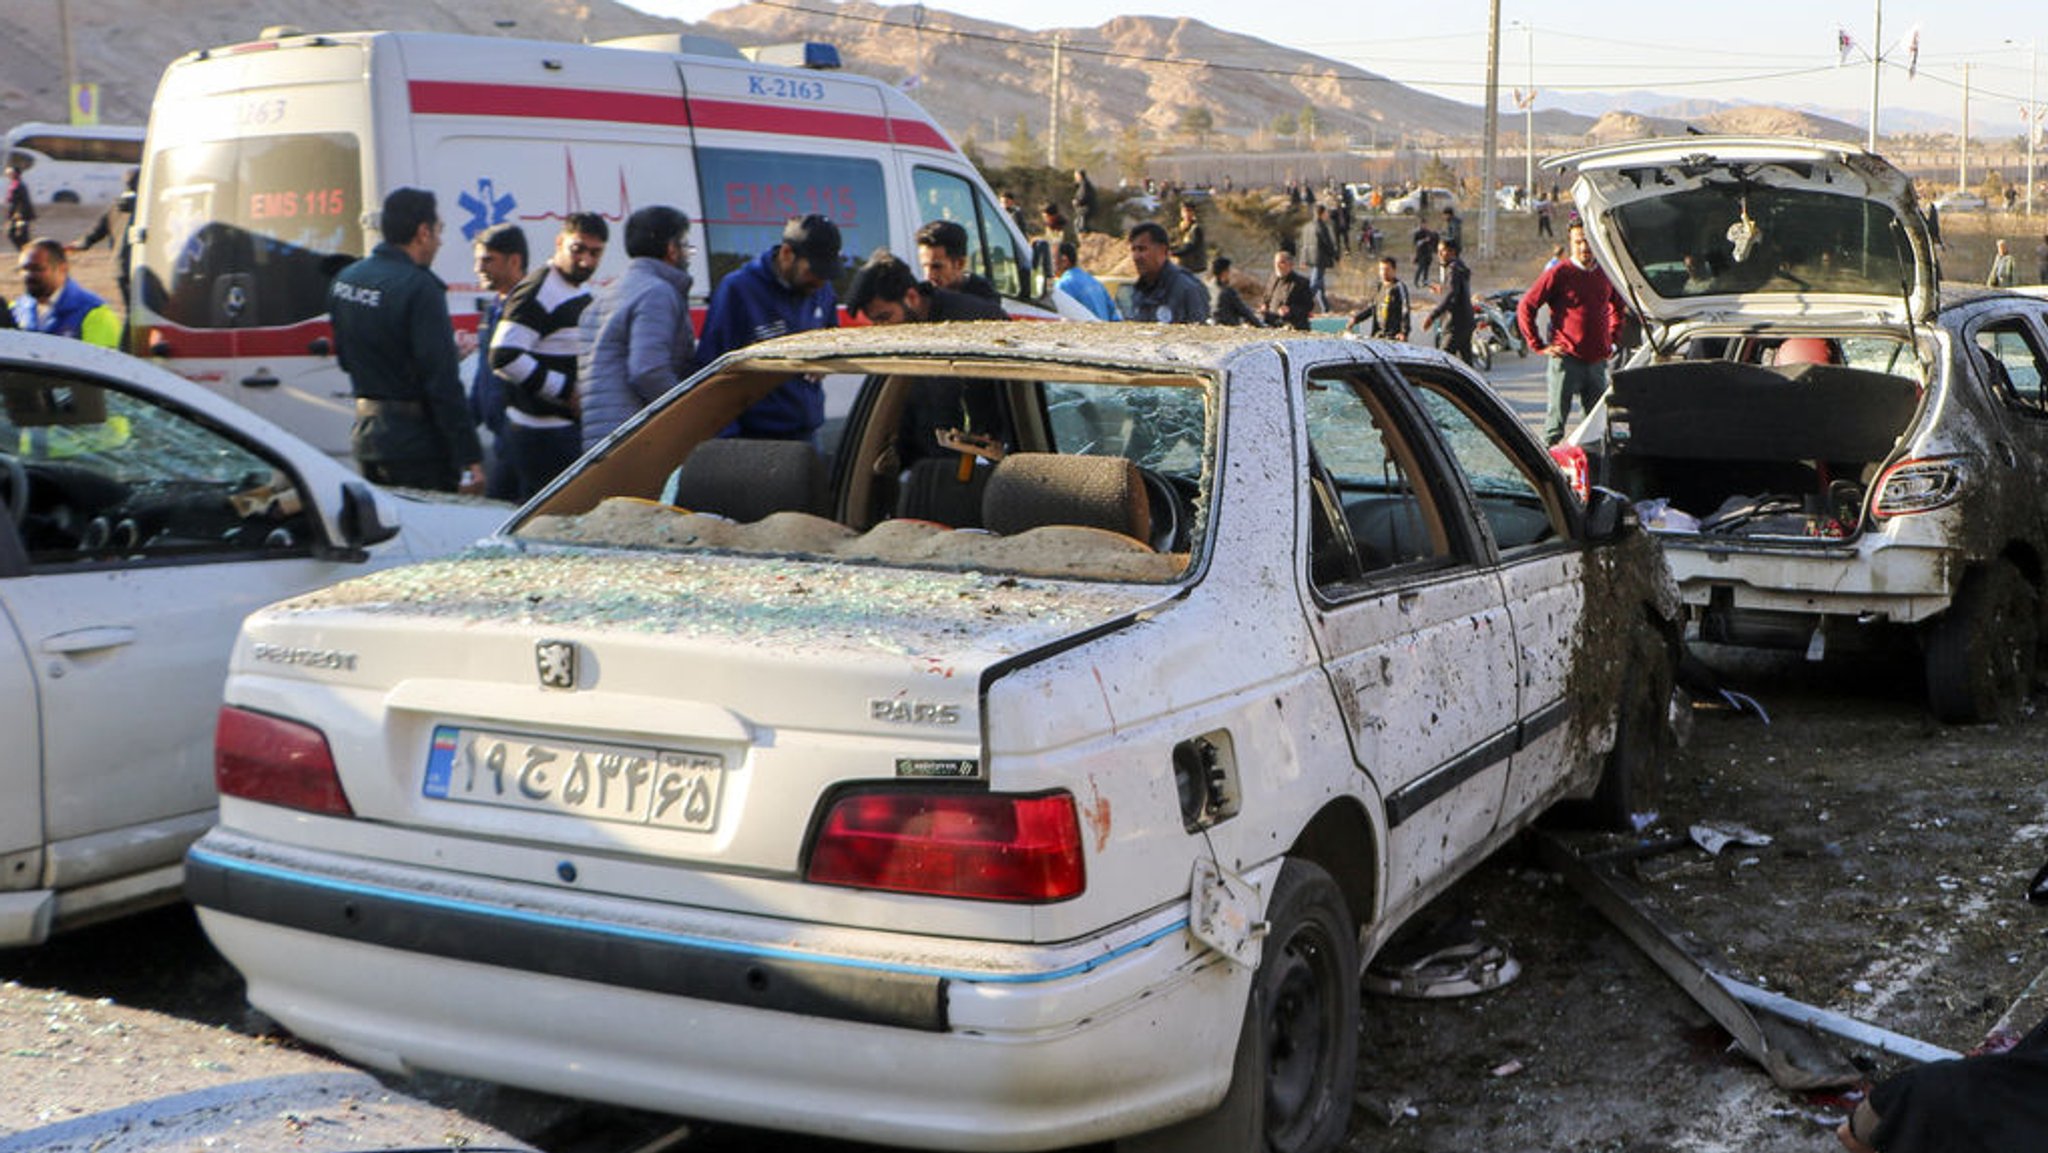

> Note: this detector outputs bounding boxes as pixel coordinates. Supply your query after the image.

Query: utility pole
[1510,20,1535,208]
[1959,62,1970,193]
[59,0,78,123]
[1867,0,1882,151]
[911,4,926,92]
[1480,0,1501,259]
[1048,33,1063,168]
[2015,38,2039,216]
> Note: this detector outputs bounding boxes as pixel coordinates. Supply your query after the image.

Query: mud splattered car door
[1394,362,1585,816]
[1298,363,1520,908]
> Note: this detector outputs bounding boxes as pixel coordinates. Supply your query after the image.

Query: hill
[2,0,1871,176]
[1583,104,1865,146]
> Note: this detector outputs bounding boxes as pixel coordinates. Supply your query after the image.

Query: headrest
[982,453,1151,544]
[670,438,821,522]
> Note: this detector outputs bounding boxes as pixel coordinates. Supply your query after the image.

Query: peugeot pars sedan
[0,332,503,946]
[187,323,1677,1153]
[1553,137,2048,723]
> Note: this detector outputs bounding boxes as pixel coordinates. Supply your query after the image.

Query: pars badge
[536,639,577,689]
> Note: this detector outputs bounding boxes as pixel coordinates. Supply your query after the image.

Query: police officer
[328,188,483,493]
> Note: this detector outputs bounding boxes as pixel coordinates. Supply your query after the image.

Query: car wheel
[1926,559,2038,724]
[1255,858,1358,1153]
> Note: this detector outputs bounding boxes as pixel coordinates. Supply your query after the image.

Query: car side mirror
[336,480,399,551]
[1584,486,1636,542]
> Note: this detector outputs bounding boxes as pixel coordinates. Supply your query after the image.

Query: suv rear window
[1609,184,1911,301]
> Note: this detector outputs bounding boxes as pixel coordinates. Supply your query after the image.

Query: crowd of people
[1,161,1663,498]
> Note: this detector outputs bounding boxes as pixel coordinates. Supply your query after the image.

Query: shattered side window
[1405,376,1565,552]
[1975,322,2048,416]
[1302,371,1454,586]
[1043,382,1206,476]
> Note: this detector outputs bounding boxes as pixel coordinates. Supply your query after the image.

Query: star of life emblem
[536,639,577,690]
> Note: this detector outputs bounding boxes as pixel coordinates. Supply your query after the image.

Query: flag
[1838,28,1854,66]
[1907,27,1920,79]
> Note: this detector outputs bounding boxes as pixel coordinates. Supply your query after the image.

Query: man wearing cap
[695,213,843,441]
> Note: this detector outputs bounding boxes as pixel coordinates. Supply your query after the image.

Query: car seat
[895,456,989,528]
[981,453,1151,544]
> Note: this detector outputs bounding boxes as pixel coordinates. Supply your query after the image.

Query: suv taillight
[214,706,354,816]
[805,790,1085,902]
[1871,456,1967,519]
[1550,442,1590,501]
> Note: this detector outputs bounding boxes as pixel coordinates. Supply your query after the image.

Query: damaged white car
[1553,136,2048,723]
[0,332,503,946]
[187,324,1677,1153]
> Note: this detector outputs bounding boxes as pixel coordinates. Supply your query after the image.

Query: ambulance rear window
[694,147,884,300]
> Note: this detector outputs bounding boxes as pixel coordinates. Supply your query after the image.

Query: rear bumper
[1665,537,1957,624]
[187,831,1249,1151]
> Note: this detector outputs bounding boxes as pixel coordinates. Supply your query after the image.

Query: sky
[622,0,2046,131]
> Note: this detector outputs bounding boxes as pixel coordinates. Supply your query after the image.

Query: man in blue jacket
[694,214,842,441]
[13,240,119,347]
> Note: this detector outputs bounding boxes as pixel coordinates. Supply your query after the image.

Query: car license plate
[422,724,724,832]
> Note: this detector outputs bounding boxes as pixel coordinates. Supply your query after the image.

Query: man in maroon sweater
[1519,221,1624,445]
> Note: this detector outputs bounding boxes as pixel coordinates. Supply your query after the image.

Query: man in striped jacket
[490,212,608,500]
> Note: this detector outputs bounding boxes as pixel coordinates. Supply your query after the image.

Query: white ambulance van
[130,29,1044,457]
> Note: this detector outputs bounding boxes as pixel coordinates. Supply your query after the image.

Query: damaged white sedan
[1554,136,2048,722]
[187,324,1677,1153]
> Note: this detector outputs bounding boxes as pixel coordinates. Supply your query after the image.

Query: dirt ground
[4,644,2047,1153]
[1352,645,2048,1153]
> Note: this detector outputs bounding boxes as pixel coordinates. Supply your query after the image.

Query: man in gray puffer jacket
[579,205,695,450]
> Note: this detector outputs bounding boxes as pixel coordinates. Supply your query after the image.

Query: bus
[4,122,145,206]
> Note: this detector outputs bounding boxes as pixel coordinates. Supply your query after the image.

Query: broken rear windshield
[514,362,1214,584]
[1609,183,1913,301]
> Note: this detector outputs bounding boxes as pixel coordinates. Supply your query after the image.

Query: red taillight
[1871,456,1968,519]
[805,790,1085,903]
[214,706,354,817]
[1550,442,1590,501]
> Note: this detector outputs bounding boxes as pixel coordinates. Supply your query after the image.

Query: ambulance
[130,29,1048,458]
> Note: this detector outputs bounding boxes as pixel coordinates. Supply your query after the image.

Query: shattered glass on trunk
[274,545,1160,658]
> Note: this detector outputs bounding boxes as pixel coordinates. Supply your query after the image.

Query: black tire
[1253,859,1358,1153]
[1560,623,1675,830]
[1926,559,2038,724]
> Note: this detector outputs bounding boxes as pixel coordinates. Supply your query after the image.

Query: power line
[733,0,1938,106]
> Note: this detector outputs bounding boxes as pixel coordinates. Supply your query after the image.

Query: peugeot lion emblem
[535,639,577,690]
